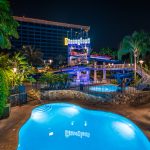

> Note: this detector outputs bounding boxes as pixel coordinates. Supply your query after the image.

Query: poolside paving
[0,105,35,150]
[0,100,150,150]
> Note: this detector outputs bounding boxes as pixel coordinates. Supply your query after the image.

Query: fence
[35,79,143,92]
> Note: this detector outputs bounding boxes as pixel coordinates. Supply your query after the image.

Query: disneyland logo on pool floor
[65,130,90,139]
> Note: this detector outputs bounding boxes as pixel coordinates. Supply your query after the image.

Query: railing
[89,64,150,83]
[89,64,134,69]
[142,67,150,75]
[36,79,139,93]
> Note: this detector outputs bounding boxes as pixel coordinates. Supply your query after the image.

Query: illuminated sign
[64,38,68,46]
[64,38,90,45]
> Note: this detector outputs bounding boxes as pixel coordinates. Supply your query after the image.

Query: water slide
[113,72,134,86]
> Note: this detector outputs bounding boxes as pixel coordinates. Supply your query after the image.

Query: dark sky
[10,0,150,50]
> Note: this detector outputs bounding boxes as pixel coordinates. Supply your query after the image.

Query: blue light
[89,84,126,92]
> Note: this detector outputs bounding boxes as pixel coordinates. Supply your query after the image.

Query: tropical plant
[0,0,19,49]
[10,52,32,86]
[22,45,44,67]
[39,73,71,89]
[118,31,150,79]
[39,72,53,84]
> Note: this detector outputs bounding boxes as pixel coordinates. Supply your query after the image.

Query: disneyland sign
[65,38,90,45]
[65,130,90,139]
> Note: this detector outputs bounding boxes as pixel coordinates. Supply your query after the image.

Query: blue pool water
[89,84,125,92]
[18,103,150,150]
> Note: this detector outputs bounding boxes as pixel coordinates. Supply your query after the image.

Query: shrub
[0,69,9,117]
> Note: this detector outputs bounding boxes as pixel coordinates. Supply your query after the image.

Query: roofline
[13,16,90,31]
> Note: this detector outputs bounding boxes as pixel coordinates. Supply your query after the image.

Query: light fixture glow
[31,111,47,122]
[139,60,144,65]
[61,107,79,116]
[13,67,17,73]
[113,122,135,139]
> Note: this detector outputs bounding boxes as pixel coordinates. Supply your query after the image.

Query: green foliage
[0,53,13,87]
[40,72,54,83]
[0,52,32,87]
[110,79,118,85]
[100,48,117,58]
[118,31,150,63]
[91,48,117,59]
[0,53,11,70]
[27,76,36,83]
[0,0,19,49]
[0,51,32,117]
[9,52,32,86]
[39,72,71,89]
[0,68,9,117]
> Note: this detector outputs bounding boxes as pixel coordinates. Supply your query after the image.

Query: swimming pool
[89,84,125,92]
[17,103,150,150]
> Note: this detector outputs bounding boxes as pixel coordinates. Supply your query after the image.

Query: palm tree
[0,0,19,49]
[118,31,150,80]
[22,45,44,67]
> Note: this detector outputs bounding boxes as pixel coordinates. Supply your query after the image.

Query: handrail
[142,67,150,75]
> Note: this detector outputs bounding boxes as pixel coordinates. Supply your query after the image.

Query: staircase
[136,66,150,90]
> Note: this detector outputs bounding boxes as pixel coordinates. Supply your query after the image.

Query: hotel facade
[12,16,90,61]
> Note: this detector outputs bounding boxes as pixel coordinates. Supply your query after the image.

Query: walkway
[0,101,150,150]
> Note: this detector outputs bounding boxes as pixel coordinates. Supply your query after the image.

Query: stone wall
[111,91,150,106]
[40,90,102,102]
[40,90,150,106]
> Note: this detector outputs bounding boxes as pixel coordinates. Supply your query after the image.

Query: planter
[1,103,10,119]
[8,93,27,107]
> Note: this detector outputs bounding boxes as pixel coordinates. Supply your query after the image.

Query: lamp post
[49,59,53,65]
[43,60,46,66]
[139,60,144,77]
[13,67,17,87]
[43,59,53,71]
[134,48,138,81]
[49,59,53,70]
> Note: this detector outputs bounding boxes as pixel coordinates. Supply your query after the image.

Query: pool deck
[0,100,150,150]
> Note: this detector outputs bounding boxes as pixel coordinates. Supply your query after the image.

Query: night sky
[10,0,150,51]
